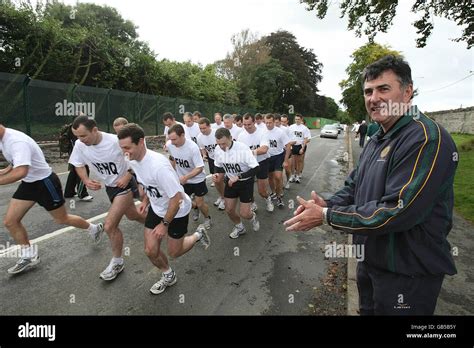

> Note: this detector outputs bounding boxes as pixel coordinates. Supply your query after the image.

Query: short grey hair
[223,114,234,121]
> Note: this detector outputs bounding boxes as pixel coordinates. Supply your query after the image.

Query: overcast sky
[59,0,473,112]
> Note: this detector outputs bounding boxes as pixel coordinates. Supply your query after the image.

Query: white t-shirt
[167,139,206,184]
[129,150,191,218]
[227,125,243,141]
[237,127,270,162]
[184,123,201,144]
[214,140,259,180]
[279,124,291,138]
[266,126,291,156]
[0,128,52,182]
[69,132,129,187]
[164,121,186,140]
[211,122,225,130]
[256,122,266,131]
[289,124,311,145]
[197,129,217,160]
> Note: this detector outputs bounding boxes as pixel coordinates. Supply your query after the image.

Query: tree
[300,0,473,48]
[264,30,323,115]
[339,42,401,120]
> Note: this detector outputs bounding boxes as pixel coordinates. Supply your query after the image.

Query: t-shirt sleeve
[282,130,291,146]
[68,144,86,167]
[192,143,205,168]
[260,132,270,148]
[304,127,311,139]
[9,141,32,168]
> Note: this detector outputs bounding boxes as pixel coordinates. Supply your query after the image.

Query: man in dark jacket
[284,55,457,315]
[357,120,368,147]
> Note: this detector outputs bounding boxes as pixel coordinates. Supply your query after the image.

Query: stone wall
[426,106,474,134]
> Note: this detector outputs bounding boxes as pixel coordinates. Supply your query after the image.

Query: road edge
[346,132,359,315]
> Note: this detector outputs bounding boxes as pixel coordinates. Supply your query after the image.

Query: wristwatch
[162,219,170,227]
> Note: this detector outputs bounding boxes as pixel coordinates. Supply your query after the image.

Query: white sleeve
[214,149,223,168]
[197,135,204,150]
[304,127,311,139]
[9,142,32,168]
[191,143,204,168]
[68,144,86,167]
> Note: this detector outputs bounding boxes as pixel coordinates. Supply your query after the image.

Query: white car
[320,125,339,139]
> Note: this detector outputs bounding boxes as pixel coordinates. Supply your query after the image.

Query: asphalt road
[0,129,349,315]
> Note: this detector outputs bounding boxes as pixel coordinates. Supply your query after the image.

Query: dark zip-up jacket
[326,106,457,276]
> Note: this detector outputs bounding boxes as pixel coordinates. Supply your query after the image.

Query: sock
[112,257,123,265]
[87,223,98,233]
[236,222,244,228]
[163,268,173,277]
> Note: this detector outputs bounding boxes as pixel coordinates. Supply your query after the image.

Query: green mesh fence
[0,72,257,140]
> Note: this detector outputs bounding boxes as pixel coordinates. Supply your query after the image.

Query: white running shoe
[284,181,290,189]
[213,197,222,206]
[229,224,246,239]
[289,175,296,183]
[150,271,177,295]
[90,223,104,244]
[251,202,258,212]
[196,225,211,249]
[266,197,274,212]
[79,195,94,201]
[251,212,260,231]
[210,182,215,187]
[203,217,212,230]
[218,199,225,211]
[99,260,124,281]
[7,255,40,274]
[192,208,200,221]
[295,175,301,184]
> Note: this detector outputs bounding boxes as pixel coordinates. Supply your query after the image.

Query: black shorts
[144,206,189,240]
[256,158,269,180]
[224,177,254,203]
[106,176,139,203]
[13,172,65,211]
[208,157,215,174]
[291,144,303,155]
[183,180,208,197]
[268,152,285,172]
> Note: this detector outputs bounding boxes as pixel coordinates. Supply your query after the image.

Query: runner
[223,114,242,141]
[163,112,186,141]
[255,113,266,131]
[69,116,146,281]
[183,112,201,144]
[213,128,260,239]
[234,115,243,128]
[280,114,292,189]
[211,112,225,129]
[0,123,104,274]
[264,113,292,207]
[167,124,212,229]
[197,117,225,210]
[117,123,210,294]
[238,113,274,212]
[288,114,311,183]
[192,111,202,123]
[113,117,128,134]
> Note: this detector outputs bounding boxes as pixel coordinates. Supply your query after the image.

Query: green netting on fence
[0,72,257,140]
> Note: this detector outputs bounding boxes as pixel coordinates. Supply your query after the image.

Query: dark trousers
[357,261,444,315]
[64,165,90,198]
[359,133,366,147]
